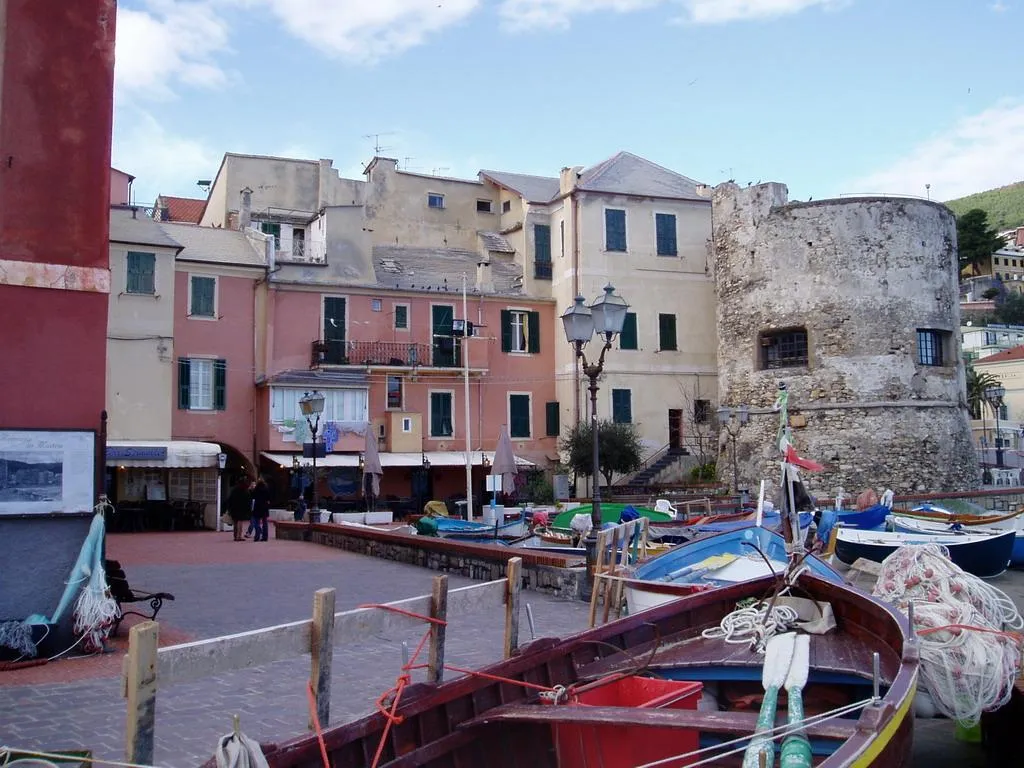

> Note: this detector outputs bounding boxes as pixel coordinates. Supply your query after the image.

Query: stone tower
[712,182,978,495]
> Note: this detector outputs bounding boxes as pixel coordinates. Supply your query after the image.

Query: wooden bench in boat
[458,702,860,741]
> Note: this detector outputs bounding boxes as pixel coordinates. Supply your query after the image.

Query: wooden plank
[427,575,448,683]
[310,588,336,729]
[504,557,522,658]
[124,620,158,766]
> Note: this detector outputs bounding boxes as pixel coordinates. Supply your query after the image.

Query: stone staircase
[629,447,689,486]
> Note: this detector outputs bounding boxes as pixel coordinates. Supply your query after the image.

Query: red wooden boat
[251,573,919,768]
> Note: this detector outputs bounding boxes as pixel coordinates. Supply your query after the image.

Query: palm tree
[966,366,1001,419]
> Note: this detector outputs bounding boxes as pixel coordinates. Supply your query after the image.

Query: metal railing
[311,339,459,368]
[534,261,552,280]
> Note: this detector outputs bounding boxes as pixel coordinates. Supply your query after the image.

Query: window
[394,304,409,330]
[431,305,460,367]
[534,224,552,279]
[694,399,710,424]
[259,221,281,248]
[502,200,511,213]
[429,392,454,437]
[269,388,368,423]
[126,251,156,294]
[402,417,413,433]
[322,296,347,364]
[560,220,565,258]
[655,213,678,256]
[178,358,226,411]
[509,394,531,438]
[917,329,946,366]
[477,199,492,213]
[612,389,632,424]
[545,402,560,437]
[292,227,305,258]
[501,309,540,353]
[658,313,677,351]
[619,312,638,350]
[605,209,627,252]
[372,298,383,312]
[189,275,216,318]
[427,193,445,209]
[761,328,809,369]
[386,375,403,410]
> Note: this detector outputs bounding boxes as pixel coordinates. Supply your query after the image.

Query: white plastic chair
[654,498,678,519]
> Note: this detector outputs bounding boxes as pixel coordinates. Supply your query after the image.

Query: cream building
[971,346,1024,468]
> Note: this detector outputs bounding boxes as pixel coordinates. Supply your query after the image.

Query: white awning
[107,440,222,468]
[261,451,534,469]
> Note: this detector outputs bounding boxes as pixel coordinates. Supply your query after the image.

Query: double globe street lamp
[984,384,1007,468]
[560,284,629,587]
[299,390,326,538]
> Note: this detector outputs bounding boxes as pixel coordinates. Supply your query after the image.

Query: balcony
[312,339,452,368]
[534,261,552,280]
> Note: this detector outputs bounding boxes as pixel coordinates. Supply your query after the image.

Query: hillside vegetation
[946,181,1024,231]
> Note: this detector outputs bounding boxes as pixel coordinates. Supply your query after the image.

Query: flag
[784,444,825,472]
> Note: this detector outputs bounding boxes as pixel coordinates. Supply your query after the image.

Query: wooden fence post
[309,587,336,730]
[504,557,522,658]
[124,620,159,766]
[588,527,610,628]
[427,574,448,683]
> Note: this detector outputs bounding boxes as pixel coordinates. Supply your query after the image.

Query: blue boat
[889,514,1024,568]
[683,509,813,537]
[834,503,890,530]
[623,526,844,613]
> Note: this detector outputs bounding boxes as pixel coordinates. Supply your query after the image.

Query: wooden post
[504,557,522,658]
[588,527,609,627]
[427,574,448,683]
[124,620,159,766]
[309,587,336,730]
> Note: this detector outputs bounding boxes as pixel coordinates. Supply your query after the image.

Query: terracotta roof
[156,195,207,223]
[975,345,1024,364]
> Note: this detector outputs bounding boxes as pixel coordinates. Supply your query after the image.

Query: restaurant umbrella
[363,422,383,512]
[490,426,519,519]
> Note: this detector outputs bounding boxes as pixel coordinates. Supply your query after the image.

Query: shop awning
[261,451,534,469]
[107,440,222,468]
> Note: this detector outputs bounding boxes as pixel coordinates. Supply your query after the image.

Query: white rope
[701,601,800,653]
[0,747,162,768]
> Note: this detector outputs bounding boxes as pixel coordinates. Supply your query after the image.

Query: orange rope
[441,664,561,693]
[918,623,1024,643]
[370,628,432,768]
[357,603,448,626]
[305,681,330,768]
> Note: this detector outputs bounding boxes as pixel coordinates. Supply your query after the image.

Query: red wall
[0,0,116,428]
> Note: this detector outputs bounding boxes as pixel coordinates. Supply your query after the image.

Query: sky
[113,0,1024,207]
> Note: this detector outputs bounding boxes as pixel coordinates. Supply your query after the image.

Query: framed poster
[0,429,96,515]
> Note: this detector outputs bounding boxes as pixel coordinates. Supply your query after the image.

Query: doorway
[668,409,683,452]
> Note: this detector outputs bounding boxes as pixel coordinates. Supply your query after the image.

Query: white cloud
[112,111,221,201]
[498,0,841,29]
[849,101,1024,201]
[249,0,480,62]
[115,0,232,100]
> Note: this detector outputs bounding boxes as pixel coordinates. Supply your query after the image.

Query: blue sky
[113,0,1024,207]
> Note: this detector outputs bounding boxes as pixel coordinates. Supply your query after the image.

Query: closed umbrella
[363,422,383,511]
[491,426,518,504]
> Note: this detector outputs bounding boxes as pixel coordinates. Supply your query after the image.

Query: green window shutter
[192,276,215,316]
[510,395,530,438]
[430,394,442,436]
[127,251,155,294]
[177,358,191,409]
[620,312,638,350]
[501,310,513,352]
[431,393,452,436]
[527,311,540,354]
[545,402,560,437]
[612,389,632,424]
[214,359,227,410]
[655,213,677,256]
[605,209,626,252]
[659,313,677,351]
[323,297,346,342]
[534,224,551,263]
[394,305,408,329]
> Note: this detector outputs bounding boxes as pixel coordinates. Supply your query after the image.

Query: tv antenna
[363,132,395,156]
[432,167,450,176]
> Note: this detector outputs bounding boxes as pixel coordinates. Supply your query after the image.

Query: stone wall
[712,182,979,494]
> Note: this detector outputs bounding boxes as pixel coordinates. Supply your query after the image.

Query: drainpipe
[571,190,581,432]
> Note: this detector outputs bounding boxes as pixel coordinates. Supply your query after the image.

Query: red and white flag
[784,444,825,472]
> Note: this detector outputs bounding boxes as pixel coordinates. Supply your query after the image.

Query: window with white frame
[427,193,445,209]
[402,417,413,433]
[386,375,403,409]
[189,275,216,318]
[191,469,218,502]
[189,359,214,410]
[429,391,454,437]
[270,388,369,423]
[168,470,190,500]
[178,358,226,410]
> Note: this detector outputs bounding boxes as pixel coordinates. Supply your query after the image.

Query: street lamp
[716,405,749,494]
[561,284,629,588]
[985,384,1007,467]
[299,390,326,536]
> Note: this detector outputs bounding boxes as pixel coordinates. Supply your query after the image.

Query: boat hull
[835,528,1015,578]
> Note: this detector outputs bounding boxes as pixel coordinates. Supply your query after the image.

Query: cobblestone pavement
[3,529,1020,767]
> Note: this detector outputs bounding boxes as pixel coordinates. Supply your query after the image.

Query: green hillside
[945,181,1024,231]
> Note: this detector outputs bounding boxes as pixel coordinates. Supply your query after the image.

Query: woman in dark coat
[251,476,272,542]
[226,477,252,541]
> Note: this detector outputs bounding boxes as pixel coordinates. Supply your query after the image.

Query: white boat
[835,527,1015,578]
[889,513,1024,567]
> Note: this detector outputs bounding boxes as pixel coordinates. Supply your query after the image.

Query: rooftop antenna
[363,132,395,156]
[196,179,212,195]
[401,156,415,171]
[432,167,450,176]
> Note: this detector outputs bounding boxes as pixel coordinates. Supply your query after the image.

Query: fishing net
[72,561,119,654]
[872,544,1023,725]
[0,621,38,658]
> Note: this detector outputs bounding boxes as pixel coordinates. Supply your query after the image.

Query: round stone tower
[713,182,978,495]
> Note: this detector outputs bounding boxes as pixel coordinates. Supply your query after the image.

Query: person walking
[251,476,272,542]
[226,477,252,542]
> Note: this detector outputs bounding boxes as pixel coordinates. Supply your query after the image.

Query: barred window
[760,328,808,369]
[917,329,945,366]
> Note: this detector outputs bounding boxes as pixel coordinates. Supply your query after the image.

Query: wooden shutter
[545,402,560,437]
[656,213,677,256]
[534,224,551,262]
[620,312,638,350]
[510,395,530,438]
[659,313,677,351]
[528,312,540,353]
[214,359,227,410]
[501,310,513,352]
[605,210,626,251]
[612,389,632,424]
[177,358,191,409]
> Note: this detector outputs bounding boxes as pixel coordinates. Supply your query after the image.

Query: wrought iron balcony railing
[311,339,460,368]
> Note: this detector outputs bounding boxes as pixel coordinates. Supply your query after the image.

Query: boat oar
[742,631,796,768]
[780,634,812,768]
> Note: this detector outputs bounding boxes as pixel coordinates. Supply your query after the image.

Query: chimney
[559,165,582,195]
[239,187,253,231]
[476,257,494,294]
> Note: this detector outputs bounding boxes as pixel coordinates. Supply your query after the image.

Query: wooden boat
[434,516,527,539]
[893,502,1024,527]
[255,573,919,768]
[549,503,671,530]
[833,504,890,530]
[623,526,844,613]
[888,514,1024,568]
[835,527,1016,578]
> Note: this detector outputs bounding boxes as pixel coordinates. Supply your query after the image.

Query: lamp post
[715,405,749,495]
[985,384,1006,467]
[299,390,326,538]
[561,284,629,590]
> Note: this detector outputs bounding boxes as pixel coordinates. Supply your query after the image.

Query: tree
[560,420,643,488]
[965,366,1002,420]
[957,208,1005,276]
[994,292,1024,324]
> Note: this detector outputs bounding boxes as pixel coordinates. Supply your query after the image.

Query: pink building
[110,168,134,205]
[164,222,268,473]
[257,245,558,514]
